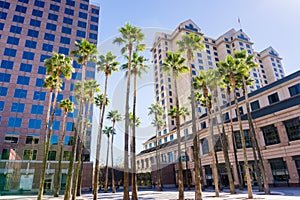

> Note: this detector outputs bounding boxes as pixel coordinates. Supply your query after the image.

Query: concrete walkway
[1,188,300,200]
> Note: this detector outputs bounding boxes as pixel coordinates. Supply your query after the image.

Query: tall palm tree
[162,52,189,200]
[148,103,164,191]
[194,71,219,197]
[54,99,74,197]
[65,39,98,200]
[206,69,236,194]
[177,33,205,199]
[38,52,73,200]
[94,51,119,198]
[113,23,145,200]
[76,80,100,196]
[234,50,270,194]
[122,52,148,199]
[107,110,123,193]
[103,126,115,193]
[218,55,253,198]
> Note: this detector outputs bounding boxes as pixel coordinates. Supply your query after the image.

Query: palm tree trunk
[214,94,236,194]
[233,82,253,198]
[155,117,162,191]
[184,139,190,190]
[187,58,202,200]
[227,89,244,190]
[131,70,138,200]
[111,122,116,193]
[54,111,67,197]
[173,72,184,200]
[242,77,270,194]
[37,89,53,200]
[72,101,86,200]
[206,104,219,197]
[104,135,110,193]
[93,74,108,200]
[123,45,132,200]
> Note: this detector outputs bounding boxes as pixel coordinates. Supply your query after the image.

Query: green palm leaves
[162,52,189,77]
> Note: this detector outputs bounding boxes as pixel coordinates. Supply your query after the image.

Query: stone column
[285,156,299,186]
[275,121,289,146]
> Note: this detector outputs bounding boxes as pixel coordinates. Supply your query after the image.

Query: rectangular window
[90,24,98,31]
[261,124,280,146]
[250,100,260,111]
[23,150,37,160]
[35,78,44,87]
[0,86,8,96]
[4,48,17,57]
[0,11,7,20]
[0,1,10,9]
[32,9,43,17]
[8,117,22,128]
[79,3,88,10]
[44,33,55,41]
[42,43,54,52]
[58,47,69,55]
[33,91,46,101]
[13,15,25,23]
[27,29,39,38]
[25,40,37,49]
[48,13,58,21]
[66,0,75,6]
[284,118,300,141]
[91,16,98,23]
[28,119,42,129]
[46,23,57,31]
[64,8,74,16]
[92,8,99,14]
[0,22,5,30]
[79,12,87,19]
[76,30,86,38]
[34,0,45,8]
[60,36,70,44]
[234,130,252,149]
[288,84,300,97]
[63,17,73,25]
[14,89,27,98]
[4,132,19,143]
[63,151,71,161]
[0,101,4,111]
[11,102,25,113]
[38,66,46,74]
[31,104,44,114]
[0,60,14,69]
[49,4,60,12]
[52,121,60,130]
[1,149,10,160]
[17,76,30,85]
[22,51,35,60]
[30,19,41,27]
[25,134,40,144]
[40,54,51,62]
[62,26,71,34]
[269,158,289,183]
[48,151,56,160]
[77,21,87,28]
[64,136,74,145]
[268,93,279,104]
[50,135,58,145]
[10,25,22,34]
[7,36,20,45]
[89,33,97,40]
[0,72,11,82]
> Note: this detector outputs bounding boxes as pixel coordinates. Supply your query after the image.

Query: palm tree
[54,99,74,197]
[148,103,164,191]
[217,55,253,198]
[122,52,148,199]
[76,80,100,196]
[107,110,123,193]
[94,51,119,198]
[113,23,145,200]
[234,50,270,194]
[103,126,115,193]
[217,60,244,190]
[205,69,236,194]
[194,71,219,197]
[65,39,98,200]
[177,34,205,199]
[38,52,73,200]
[162,51,189,200]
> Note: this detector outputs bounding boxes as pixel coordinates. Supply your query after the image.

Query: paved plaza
[1,188,300,200]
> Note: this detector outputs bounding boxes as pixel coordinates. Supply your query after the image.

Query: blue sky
[92,0,300,164]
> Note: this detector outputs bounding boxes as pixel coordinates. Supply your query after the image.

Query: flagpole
[238,17,243,31]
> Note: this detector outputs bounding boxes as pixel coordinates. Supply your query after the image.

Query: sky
[91,0,300,165]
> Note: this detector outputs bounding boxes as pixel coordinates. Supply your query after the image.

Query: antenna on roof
[238,17,243,31]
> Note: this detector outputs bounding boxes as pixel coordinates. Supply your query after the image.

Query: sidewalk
[1,187,300,200]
